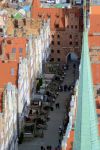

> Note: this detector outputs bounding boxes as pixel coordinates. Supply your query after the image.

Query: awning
[44,74,55,80]
[13,13,23,19]
[13,9,26,19]
[19,9,26,16]
[22,5,31,12]
[19,0,25,2]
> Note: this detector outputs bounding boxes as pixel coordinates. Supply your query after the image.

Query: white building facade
[0,83,18,150]
[18,57,30,134]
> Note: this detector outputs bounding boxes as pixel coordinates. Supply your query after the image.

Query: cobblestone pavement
[19,61,79,150]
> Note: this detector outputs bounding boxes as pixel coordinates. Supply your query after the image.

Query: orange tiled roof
[89,36,100,48]
[91,6,100,15]
[89,6,100,34]
[0,37,27,112]
[4,37,27,60]
[89,15,100,34]
[32,1,81,31]
[0,60,18,113]
[91,64,100,85]
[0,60,18,88]
[0,37,27,89]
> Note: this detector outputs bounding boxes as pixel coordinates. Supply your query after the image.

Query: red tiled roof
[0,61,18,88]
[89,36,100,48]
[0,37,27,112]
[89,15,100,34]
[4,37,27,60]
[91,6,100,15]
[91,64,100,85]
[89,6,100,34]
[32,1,81,31]
[0,60,18,113]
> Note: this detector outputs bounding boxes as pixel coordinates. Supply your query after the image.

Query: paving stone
[19,61,79,150]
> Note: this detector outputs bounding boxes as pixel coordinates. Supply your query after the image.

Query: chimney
[1,39,6,56]
[23,18,26,26]
[13,19,18,28]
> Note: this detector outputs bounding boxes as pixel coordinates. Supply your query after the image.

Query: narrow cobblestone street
[19,61,79,150]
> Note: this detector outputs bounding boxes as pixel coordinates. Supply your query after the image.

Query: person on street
[41,146,44,150]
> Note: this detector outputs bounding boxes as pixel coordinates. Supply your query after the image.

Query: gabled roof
[0,61,18,89]
[92,64,100,85]
[89,6,100,34]
[2,37,27,61]
[32,0,41,8]
[89,36,100,48]
[91,6,100,15]
[73,30,100,150]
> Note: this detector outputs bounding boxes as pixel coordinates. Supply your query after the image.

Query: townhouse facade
[0,83,18,150]
[18,57,30,134]
[0,4,51,142]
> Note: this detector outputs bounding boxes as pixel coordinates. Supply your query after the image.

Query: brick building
[61,5,100,150]
[32,0,83,63]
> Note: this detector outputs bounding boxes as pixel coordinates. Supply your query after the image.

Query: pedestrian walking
[57,103,60,109]
[66,64,68,70]
[73,63,76,69]
[57,144,61,150]
[64,84,67,91]
[47,145,52,150]
[59,139,61,145]
[55,103,59,109]
[55,103,57,109]
[41,146,44,150]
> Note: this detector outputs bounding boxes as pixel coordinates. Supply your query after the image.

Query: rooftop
[6,18,44,37]
[0,37,27,58]
[92,64,100,85]
[89,6,100,34]
[92,0,100,5]
[0,37,27,87]
[41,2,71,8]
[89,35,100,49]
[0,60,18,89]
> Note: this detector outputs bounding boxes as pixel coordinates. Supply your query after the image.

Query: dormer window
[19,48,23,53]
[12,48,16,53]
[0,28,3,32]
[97,88,100,95]
[7,40,12,44]
[57,34,60,38]
[11,68,14,76]
[47,14,51,18]
[38,14,42,18]
[55,24,59,28]
[56,14,59,18]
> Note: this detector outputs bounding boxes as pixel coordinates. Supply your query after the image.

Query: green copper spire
[73,0,100,149]
[73,30,100,150]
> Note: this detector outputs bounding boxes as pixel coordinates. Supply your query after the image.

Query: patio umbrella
[19,9,26,16]
[13,12,23,19]
[22,5,31,12]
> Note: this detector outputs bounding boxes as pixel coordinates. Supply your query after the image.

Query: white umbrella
[18,9,26,16]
